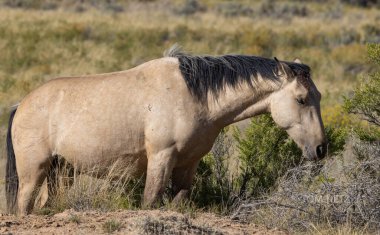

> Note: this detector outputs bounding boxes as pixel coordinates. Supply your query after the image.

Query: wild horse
[6,46,326,215]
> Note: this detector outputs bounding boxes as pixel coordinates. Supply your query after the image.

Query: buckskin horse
[6,46,326,215]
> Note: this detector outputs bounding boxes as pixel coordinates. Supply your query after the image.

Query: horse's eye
[296,98,306,105]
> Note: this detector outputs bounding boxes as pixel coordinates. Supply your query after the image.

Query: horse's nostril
[316,145,325,159]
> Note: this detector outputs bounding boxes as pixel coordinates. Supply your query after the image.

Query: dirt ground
[0,209,285,234]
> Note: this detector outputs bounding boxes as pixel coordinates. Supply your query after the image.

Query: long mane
[165,45,311,100]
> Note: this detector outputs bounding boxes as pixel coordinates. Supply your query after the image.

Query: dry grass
[102,219,123,233]
[231,137,380,234]
[41,159,144,214]
[136,214,223,235]
[306,224,374,235]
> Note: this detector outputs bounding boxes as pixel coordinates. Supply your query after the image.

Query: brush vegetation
[0,1,379,234]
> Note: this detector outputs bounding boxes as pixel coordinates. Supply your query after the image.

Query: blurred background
[0,0,379,116]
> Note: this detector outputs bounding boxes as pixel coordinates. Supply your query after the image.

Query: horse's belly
[54,126,147,176]
[58,147,148,177]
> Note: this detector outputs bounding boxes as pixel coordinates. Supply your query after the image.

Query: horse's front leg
[171,160,199,204]
[143,146,177,207]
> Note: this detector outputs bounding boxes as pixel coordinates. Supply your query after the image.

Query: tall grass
[40,159,145,214]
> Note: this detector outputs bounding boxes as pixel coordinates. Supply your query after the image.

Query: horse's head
[269,58,327,161]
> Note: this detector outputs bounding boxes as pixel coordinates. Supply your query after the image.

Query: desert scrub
[344,43,380,128]
[192,115,300,212]
[138,215,222,235]
[231,136,380,233]
[174,0,206,16]
[103,220,122,233]
[68,214,81,224]
[215,2,253,17]
[191,129,236,213]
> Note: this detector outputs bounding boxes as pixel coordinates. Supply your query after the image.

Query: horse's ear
[294,58,302,64]
[274,57,294,79]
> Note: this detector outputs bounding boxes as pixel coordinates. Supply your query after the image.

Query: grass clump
[102,220,122,233]
[138,215,222,235]
[43,159,144,214]
[68,214,81,224]
[35,207,56,216]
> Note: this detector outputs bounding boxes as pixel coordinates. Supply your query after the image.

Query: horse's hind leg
[16,148,51,215]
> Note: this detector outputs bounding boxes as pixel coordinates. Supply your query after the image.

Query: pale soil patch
[0,209,285,234]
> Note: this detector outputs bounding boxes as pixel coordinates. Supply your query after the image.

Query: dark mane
[166,47,311,100]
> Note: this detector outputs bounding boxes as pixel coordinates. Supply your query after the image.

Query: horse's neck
[207,78,277,127]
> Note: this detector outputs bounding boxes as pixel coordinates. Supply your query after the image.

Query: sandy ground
[0,209,285,235]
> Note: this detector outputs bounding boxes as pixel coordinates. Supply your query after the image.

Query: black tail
[5,107,18,214]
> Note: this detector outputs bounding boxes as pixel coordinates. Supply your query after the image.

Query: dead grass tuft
[44,159,144,213]
[137,215,223,235]
[102,219,122,233]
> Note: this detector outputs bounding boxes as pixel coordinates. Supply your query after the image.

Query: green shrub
[174,0,206,16]
[192,115,302,212]
[191,130,236,212]
[340,0,379,7]
[325,125,348,155]
[215,2,253,17]
[344,43,380,131]
[233,115,302,198]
